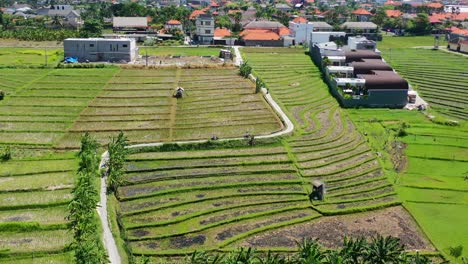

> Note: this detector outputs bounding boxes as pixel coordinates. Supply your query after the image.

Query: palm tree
[340,236,367,263]
[224,248,257,264]
[365,235,405,264]
[296,238,324,264]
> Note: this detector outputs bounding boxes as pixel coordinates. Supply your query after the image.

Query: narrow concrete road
[97,152,121,264]
[97,47,294,264]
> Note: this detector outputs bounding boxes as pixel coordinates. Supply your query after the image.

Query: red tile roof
[352,8,372,15]
[190,10,206,20]
[228,9,242,14]
[167,19,181,25]
[210,1,219,7]
[214,27,231,37]
[449,27,468,37]
[429,12,468,23]
[385,10,402,17]
[427,2,443,8]
[292,17,308,23]
[384,1,402,6]
[240,29,280,40]
[278,27,291,36]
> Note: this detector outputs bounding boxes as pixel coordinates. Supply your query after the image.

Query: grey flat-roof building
[64,38,138,62]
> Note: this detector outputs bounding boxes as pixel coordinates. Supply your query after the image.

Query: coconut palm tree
[365,235,405,264]
[296,238,324,264]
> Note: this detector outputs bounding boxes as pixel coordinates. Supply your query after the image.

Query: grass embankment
[347,109,468,260]
[381,48,468,121]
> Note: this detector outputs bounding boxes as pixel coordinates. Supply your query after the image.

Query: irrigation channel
[97,46,294,264]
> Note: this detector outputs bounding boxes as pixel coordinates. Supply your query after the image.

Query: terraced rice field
[116,48,428,260]
[383,48,468,120]
[243,48,399,213]
[118,146,317,256]
[0,67,282,149]
[57,67,282,148]
[0,153,76,262]
[347,108,468,260]
[0,68,117,148]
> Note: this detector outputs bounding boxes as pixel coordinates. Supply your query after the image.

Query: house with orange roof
[385,10,402,18]
[427,2,443,10]
[190,9,206,20]
[241,20,293,46]
[165,19,183,31]
[384,1,402,6]
[352,8,373,22]
[213,27,236,45]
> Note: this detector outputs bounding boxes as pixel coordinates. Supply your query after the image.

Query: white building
[289,20,314,45]
[348,36,376,51]
[195,14,214,45]
[64,38,138,62]
[310,31,346,45]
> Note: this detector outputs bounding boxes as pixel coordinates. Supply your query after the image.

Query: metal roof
[113,17,148,28]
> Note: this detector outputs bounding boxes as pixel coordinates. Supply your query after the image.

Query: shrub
[0,146,11,161]
[239,61,252,78]
[255,77,264,94]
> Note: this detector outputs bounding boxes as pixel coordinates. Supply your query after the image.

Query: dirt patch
[170,234,206,248]
[216,212,308,241]
[131,229,150,237]
[390,141,407,173]
[239,206,435,251]
[146,242,159,249]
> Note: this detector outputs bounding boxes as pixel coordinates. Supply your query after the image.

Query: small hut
[173,87,185,98]
[310,180,325,200]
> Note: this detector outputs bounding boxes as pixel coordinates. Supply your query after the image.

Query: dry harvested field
[0,67,282,149]
[115,48,436,261]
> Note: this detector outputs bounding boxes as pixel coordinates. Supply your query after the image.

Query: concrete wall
[461,43,468,54]
[328,78,407,108]
[244,39,284,47]
[64,39,138,62]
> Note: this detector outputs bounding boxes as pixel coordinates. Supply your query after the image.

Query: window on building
[205,30,211,34]
[123,44,128,48]
[205,21,211,25]
[90,44,94,47]
[200,21,203,25]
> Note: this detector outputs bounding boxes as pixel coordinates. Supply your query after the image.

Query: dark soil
[170,235,206,248]
[131,229,150,237]
[215,212,308,241]
[240,206,435,251]
[146,242,159,249]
